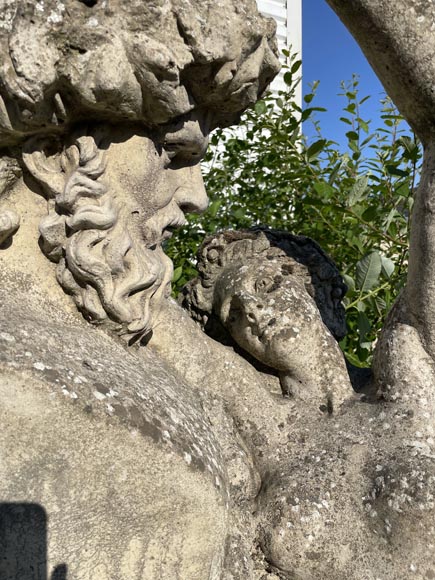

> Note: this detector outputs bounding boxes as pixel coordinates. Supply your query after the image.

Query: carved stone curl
[22,130,172,337]
[0,0,280,146]
[0,208,20,245]
[0,0,280,338]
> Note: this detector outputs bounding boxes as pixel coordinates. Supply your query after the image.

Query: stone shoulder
[0,303,226,491]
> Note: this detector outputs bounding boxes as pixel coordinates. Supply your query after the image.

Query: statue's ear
[22,136,68,198]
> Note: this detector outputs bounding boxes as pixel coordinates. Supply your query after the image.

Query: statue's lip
[257,327,271,343]
[162,228,175,241]
[161,217,187,240]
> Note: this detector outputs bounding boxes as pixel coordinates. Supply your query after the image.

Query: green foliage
[165,55,422,367]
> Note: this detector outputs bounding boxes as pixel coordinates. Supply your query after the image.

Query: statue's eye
[255,277,274,292]
[207,248,219,263]
[162,138,204,167]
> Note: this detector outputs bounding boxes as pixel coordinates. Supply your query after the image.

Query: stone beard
[23,132,174,338]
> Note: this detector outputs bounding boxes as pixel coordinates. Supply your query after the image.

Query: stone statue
[180,228,351,409]
[0,0,279,338]
[2,1,435,578]
[0,2,281,578]
[172,225,435,579]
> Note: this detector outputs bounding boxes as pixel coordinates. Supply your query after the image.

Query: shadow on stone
[0,503,67,579]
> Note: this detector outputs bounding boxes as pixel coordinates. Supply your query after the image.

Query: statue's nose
[239,296,266,334]
[245,308,260,325]
[173,165,208,214]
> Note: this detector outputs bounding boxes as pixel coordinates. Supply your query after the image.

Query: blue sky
[302,0,389,145]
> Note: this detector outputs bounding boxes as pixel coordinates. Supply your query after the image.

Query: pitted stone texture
[0,2,280,578]
[0,0,279,145]
[0,299,233,579]
[151,299,435,579]
[180,229,351,409]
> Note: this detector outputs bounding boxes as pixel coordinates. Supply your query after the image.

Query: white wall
[257,0,302,104]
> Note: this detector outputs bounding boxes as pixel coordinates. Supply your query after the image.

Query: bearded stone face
[0,0,280,339]
[105,118,209,249]
[22,116,209,339]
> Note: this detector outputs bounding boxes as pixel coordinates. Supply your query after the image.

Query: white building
[257,0,302,103]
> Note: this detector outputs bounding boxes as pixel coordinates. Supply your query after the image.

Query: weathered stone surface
[0,0,279,145]
[0,300,230,579]
[180,228,351,409]
[153,295,435,579]
[3,0,435,577]
[0,1,280,578]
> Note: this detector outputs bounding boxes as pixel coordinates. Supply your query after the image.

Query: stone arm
[326,0,435,362]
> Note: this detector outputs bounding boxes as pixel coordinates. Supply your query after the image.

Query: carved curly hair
[180,227,348,341]
[0,0,280,148]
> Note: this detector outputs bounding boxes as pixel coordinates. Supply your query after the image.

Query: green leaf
[408,197,414,212]
[254,100,267,115]
[313,181,335,197]
[304,93,314,104]
[348,235,365,254]
[346,131,359,141]
[357,118,369,133]
[345,351,367,368]
[381,255,395,278]
[343,274,355,293]
[283,72,293,86]
[357,311,371,343]
[386,165,408,177]
[396,182,409,197]
[384,208,398,231]
[307,139,327,160]
[388,221,398,237]
[348,175,369,206]
[232,208,246,220]
[375,296,387,313]
[348,140,360,153]
[355,252,382,292]
[208,199,222,218]
[291,60,302,74]
[172,266,183,284]
[362,205,378,221]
